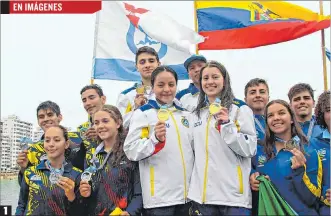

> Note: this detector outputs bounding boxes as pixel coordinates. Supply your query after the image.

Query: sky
[1,1,330,130]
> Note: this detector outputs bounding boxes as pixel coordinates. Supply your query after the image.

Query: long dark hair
[96,105,129,167]
[264,99,308,160]
[194,61,235,118]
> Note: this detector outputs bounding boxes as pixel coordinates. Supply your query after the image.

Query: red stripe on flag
[198,19,331,50]
[9,1,101,14]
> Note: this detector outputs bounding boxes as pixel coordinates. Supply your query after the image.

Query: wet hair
[315,90,330,129]
[288,83,315,102]
[264,99,308,160]
[80,84,104,97]
[45,125,71,159]
[135,46,160,64]
[244,78,269,97]
[96,105,129,167]
[195,61,235,118]
[151,66,178,88]
[36,101,61,117]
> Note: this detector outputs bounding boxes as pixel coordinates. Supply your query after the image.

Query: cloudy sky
[1,1,330,130]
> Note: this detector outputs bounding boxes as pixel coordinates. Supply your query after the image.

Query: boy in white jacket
[117,46,160,129]
[124,66,194,215]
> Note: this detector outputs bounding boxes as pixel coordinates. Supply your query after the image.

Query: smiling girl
[79,105,142,216]
[188,61,257,215]
[124,66,194,215]
[16,125,83,216]
[250,100,322,215]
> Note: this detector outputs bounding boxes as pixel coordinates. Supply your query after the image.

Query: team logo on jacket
[194,121,202,128]
[257,155,266,167]
[30,174,42,181]
[181,116,189,128]
[317,148,327,161]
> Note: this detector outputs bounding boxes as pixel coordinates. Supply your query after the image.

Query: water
[0,178,20,211]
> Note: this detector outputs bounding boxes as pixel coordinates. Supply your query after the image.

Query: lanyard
[306,119,315,140]
[90,142,112,171]
[46,160,65,176]
[254,117,265,135]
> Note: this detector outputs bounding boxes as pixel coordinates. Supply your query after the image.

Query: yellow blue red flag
[196,1,330,50]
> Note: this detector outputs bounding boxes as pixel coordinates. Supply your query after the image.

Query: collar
[254,114,265,120]
[37,160,72,173]
[188,83,199,95]
[300,116,316,126]
[148,99,185,111]
[322,129,330,140]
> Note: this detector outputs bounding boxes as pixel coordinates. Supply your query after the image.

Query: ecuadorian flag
[196,1,330,50]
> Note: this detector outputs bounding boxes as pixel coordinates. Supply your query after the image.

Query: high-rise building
[33,126,43,142]
[1,115,33,171]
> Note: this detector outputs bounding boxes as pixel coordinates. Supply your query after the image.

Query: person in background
[78,84,106,145]
[288,83,322,140]
[310,90,330,215]
[124,66,194,216]
[79,105,142,216]
[16,125,84,216]
[16,101,89,184]
[176,54,207,112]
[117,46,160,129]
[188,61,256,215]
[244,78,270,143]
[250,100,322,215]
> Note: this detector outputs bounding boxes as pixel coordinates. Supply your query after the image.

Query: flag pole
[319,0,328,90]
[90,11,100,85]
[194,0,199,55]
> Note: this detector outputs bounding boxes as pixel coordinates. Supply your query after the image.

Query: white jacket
[116,82,155,129]
[188,98,257,208]
[124,100,194,209]
[175,83,200,112]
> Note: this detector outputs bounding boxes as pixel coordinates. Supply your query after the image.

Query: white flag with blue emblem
[93,1,202,81]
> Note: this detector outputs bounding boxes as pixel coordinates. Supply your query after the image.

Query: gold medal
[136,85,145,94]
[209,98,222,115]
[158,106,169,121]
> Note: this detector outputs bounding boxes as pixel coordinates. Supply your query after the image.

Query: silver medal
[81,171,92,181]
[19,137,32,151]
[49,172,60,184]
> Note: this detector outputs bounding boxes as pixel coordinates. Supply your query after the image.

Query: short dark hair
[315,90,330,129]
[80,84,104,97]
[135,46,160,64]
[151,66,178,87]
[37,101,61,117]
[244,78,269,97]
[288,83,315,102]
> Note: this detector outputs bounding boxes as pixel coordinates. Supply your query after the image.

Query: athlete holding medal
[189,61,256,215]
[124,66,194,215]
[79,105,142,216]
[16,125,84,216]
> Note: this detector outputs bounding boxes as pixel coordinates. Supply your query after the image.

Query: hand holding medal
[209,98,229,123]
[155,105,168,142]
[57,176,76,201]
